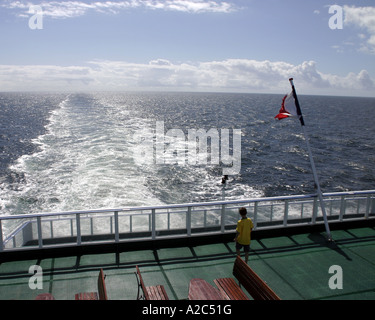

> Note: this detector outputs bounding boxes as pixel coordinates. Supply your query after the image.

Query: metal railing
[1,190,374,252]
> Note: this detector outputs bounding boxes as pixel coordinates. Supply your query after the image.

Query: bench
[233,256,280,300]
[35,293,55,300]
[75,268,108,300]
[215,256,280,300]
[189,278,228,300]
[135,265,169,300]
[214,278,249,300]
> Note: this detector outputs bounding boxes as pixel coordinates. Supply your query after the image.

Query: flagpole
[289,78,332,241]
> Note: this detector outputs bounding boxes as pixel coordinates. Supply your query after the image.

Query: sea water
[1,92,374,217]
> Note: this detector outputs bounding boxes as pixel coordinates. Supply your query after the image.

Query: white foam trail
[1,93,264,218]
[3,94,163,216]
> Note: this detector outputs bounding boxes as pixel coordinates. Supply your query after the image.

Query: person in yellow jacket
[234,207,254,263]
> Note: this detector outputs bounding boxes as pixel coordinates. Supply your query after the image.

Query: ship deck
[1,225,375,300]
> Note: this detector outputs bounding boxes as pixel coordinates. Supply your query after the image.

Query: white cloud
[0,59,374,96]
[322,69,374,91]
[143,0,234,13]
[344,5,375,53]
[2,0,236,18]
[0,64,95,90]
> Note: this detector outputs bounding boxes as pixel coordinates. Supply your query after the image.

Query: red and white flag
[275,90,305,126]
[275,91,297,120]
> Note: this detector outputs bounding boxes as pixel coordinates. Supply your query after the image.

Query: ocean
[0,92,374,216]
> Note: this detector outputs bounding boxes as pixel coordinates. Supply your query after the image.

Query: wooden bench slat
[157,285,169,300]
[146,285,169,300]
[188,278,227,300]
[136,265,150,300]
[214,278,249,300]
[225,278,248,300]
[222,278,241,300]
[135,266,169,300]
[215,257,280,301]
[233,256,280,300]
[35,293,55,300]
[146,286,156,299]
[98,268,108,300]
[234,261,268,300]
[75,268,108,300]
[214,279,231,300]
[147,286,165,300]
[75,292,98,300]
[197,280,210,299]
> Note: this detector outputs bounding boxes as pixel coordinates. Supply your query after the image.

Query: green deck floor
[1,227,374,300]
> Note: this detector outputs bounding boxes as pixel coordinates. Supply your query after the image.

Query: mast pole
[289,78,332,241]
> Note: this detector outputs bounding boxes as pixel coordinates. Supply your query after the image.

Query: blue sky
[1,0,375,96]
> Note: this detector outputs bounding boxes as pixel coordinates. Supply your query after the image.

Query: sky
[0,0,375,96]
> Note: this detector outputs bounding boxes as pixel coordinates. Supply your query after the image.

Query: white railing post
[37,216,43,248]
[114,211,119,243]
[76,214,81,245]
[0,220,3,252]
[50,220,54,239]
[204,210,207,228]
[90,217,94,236]
[167,209,171,230]
[187,207,192,236]
[151,209,156,240]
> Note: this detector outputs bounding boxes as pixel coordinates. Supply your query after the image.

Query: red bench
[135,265,169,300]
[75,268,108,300]
[35,293,55,300]
[189,278,228,300]
[215,256,280,300]
[214,277,249,300]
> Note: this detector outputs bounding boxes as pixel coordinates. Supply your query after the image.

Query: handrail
[1,190,374,252]
[1,190,374,221]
